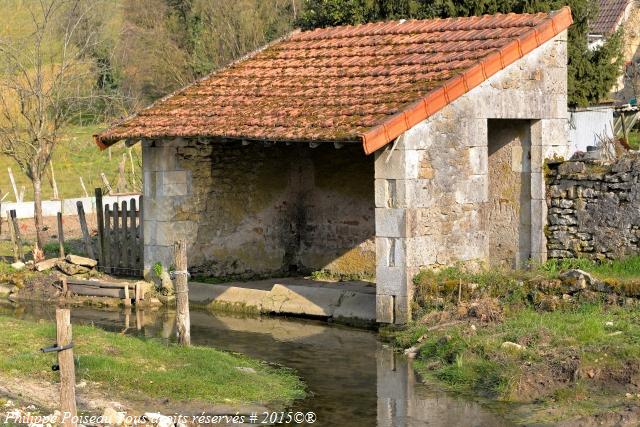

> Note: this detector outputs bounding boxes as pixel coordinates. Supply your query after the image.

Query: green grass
[412,256,640,315]
[0,315,304,405]
[406,303,640,401]
[391,257,640,423]
[540,256,640,280]
[627,130,640,150]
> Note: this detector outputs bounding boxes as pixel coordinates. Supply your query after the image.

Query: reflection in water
[0,303,511,427]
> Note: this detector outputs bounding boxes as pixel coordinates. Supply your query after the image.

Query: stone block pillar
[142,139,195,274]
[374,144,416,324]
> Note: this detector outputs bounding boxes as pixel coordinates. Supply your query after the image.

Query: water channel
[1,304,513,426]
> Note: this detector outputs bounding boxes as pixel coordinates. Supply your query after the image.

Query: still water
[2,304,512,427]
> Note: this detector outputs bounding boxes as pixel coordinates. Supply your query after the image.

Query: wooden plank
[57,212,65,258]
[95,188,104,265]
[55,309,77,427]
[112,203,120,272]
[67,284,127,298]
[104,205,112,274]
[76,201,95,259]
[66,278,136,289]
[129,198,138,269]
[121,200,129,272]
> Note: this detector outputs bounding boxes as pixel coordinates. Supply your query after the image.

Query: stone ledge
[188,280,376,323]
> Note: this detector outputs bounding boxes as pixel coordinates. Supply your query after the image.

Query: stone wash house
[96,8,572,323]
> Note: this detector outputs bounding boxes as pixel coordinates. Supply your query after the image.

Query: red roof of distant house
[95,7,572,155]
[590,0,631,35]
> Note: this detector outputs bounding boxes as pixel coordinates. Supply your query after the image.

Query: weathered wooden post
[100,172,113,194]
[138,195,144,272]
[10,210,23,261]
[95,188,104,264]
[76,201,95,259]
[121,200,128,270]
[56,308,77,427]
[123,283,131,308]
[79,177,88,198]
[8,167,20,202]
[104,204,112,274]
[7,211,18,262]
[174,240,190,346]
[57,212,65,258]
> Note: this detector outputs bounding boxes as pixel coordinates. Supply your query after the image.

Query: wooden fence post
[57,212,65,258]
[174,240,190,346]
[95,188,104,264]
[76,201,95,259]
[138,195,144,272]
[7,211,18,262]
[56,309,77,427]
[121,201,128,271]
[10,210,23,261]
[8,168,20,202]
[104,205,112,274]
[112,203,120,272]
[79,177,89,198]
[129,198,137,272]
[123,283,131,307]
[50,161,59,200]
[100,173,113,195]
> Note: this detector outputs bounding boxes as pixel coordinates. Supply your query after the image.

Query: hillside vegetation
[0,0,301,202]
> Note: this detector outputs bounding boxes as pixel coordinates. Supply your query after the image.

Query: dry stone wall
[546,156,640,260]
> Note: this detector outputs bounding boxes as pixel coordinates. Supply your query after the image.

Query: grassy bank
[385,257,640,425]
[0,316,304,405]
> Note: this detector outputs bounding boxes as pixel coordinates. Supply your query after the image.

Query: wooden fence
[95,188,143,276]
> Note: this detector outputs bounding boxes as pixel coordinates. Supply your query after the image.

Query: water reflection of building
[377,348,513,427]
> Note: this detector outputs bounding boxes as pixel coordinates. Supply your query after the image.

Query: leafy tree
[299,0,623,107]
[0,0,112,252]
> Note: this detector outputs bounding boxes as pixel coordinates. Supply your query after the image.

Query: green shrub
[152,262,163,277]
[42,241,71,256]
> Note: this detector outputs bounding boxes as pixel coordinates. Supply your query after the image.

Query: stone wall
[546,156,640,260]
[374,30,569,323]
[142,139,375,278]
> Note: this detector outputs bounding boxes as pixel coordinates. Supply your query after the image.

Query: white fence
[568,107,615,154]
[2,194,140,219]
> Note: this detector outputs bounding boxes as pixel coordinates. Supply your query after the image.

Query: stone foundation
[546,156,640,260]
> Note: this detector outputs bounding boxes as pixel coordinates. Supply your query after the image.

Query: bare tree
[0,0,105,250]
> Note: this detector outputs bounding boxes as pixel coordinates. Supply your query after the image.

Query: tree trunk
[33,176,45,250]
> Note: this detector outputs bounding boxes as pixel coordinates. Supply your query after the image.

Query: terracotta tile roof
[590,0,631,35]
[95,7,572,154]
